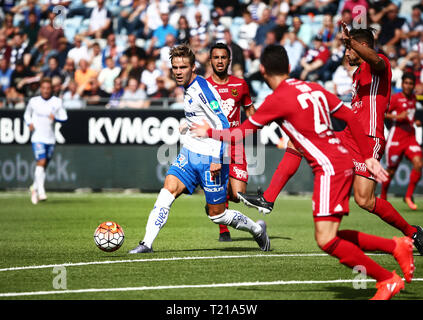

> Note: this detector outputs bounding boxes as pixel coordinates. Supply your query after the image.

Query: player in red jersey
[206,43,256,242]
[193,44,415,300]
[381,72,423,209]
[237,26,423,255]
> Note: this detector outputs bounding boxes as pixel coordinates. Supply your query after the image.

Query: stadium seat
[78,18,91,34]
[64,17,83,41]
[115,34,128,49]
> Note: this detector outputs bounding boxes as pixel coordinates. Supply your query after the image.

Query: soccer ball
[93,221,125,252]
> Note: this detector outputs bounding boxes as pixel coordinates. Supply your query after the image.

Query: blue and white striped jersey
[181,75,229,163]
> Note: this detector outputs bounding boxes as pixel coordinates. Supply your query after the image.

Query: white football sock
[142,188,175,248]
[35,166,46,196]
[209,209,262,236]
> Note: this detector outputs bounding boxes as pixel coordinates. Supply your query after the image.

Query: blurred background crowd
[0,0,422,110]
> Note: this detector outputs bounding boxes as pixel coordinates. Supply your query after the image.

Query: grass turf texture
[0,192,422,300]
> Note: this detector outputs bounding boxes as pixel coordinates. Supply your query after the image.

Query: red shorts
[385,131,422,169]
[336,130,385,181]
[229,142,248,183]
[312,166,354,221]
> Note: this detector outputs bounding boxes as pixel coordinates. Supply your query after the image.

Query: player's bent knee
[354,194,375,211]
[315,234,335,250]
[207,203,226,217]
[163,176,185,198]
[36,159,47,167]
[413,160,423,171]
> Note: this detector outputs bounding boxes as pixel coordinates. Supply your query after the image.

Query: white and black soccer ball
[94,221,125,252]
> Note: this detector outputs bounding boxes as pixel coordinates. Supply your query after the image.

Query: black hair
[402,72,416,84]
[349,27,376,48]
[260,44,289,76]
[209,42,231,59]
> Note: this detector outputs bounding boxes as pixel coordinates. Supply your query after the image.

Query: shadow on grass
[237,285,373,300]
[229,236,292,242]
[325,286,420,300]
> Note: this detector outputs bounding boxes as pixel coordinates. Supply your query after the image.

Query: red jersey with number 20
[249,79,353,173]
[206,75,253,128]
[348,53,391,140]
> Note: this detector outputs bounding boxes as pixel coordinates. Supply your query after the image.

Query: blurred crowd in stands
[0,0,422,109]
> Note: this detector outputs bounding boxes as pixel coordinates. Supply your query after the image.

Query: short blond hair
[169,44,195,66]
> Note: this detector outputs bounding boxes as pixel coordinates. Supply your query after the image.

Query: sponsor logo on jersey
[352,159,367,172]
[232,166,248,179]
[205,170,222,186]
[204,186,225,192]
[328,138,340,144]
[409,145,422,152]
[218,88,229,93]
[185,111,196,117]
[351,101,362,113]
[172,154,188,170]
[199,93,207,105]
[210,100,220,111]
[338,146,348,154]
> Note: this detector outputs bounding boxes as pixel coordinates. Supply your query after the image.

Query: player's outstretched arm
[191,119,260,143]
[341,22,385,72]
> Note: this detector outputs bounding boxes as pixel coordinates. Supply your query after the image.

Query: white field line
[1,278,423,297]
[0,254,326,272]
[0,252,401,272]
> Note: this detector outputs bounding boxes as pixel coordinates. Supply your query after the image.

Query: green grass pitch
[0,192,422,300]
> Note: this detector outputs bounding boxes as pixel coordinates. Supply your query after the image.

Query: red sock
[322,236,392,282]
[219,224,229,234]
[406,169,421,198]
[371,198,417,238]
[380,175,392,200]
[337,230,396,253]
[219,196,230,233]
[263,148,302,202]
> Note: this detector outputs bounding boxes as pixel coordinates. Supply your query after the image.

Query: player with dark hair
[24,78,68,204]
[237,25,423,255]
[381,72,423,209]
[129,44,270,254]
[192,44,415,300]
[205,42,256,241]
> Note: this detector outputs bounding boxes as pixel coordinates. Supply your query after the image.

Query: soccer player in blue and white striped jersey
[129,44,270,253]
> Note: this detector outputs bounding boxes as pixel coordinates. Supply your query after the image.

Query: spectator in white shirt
[141,58,162,97]
[187,0,210,29]
[98,56,121,94]
[238,10,258,50]
[332,57,354,102]
[67,35,89,68]
[82,0,113,39]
